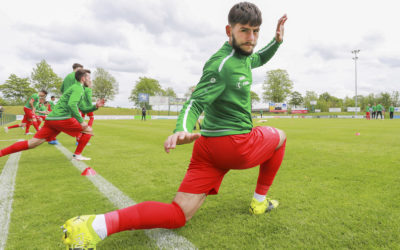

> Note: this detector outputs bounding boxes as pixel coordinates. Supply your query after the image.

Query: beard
[232,34,256,56]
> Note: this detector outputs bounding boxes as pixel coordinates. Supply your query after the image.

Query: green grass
[1,106,180,116]
[1,119,399,249]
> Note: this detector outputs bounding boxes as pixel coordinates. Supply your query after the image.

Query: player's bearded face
[231,25,258,56]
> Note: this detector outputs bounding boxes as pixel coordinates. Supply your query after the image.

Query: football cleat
[73,154,91,161]
[62,215,101,250]
[48,140,59,145]
[249,197,279,215]
[4,127,8,133]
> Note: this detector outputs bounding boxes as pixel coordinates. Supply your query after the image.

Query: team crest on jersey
[236,76,250,89]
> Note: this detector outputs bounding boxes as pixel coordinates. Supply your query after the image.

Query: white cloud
[0,0,400,108]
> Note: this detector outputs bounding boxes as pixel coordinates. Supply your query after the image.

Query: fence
[0,112,17,125]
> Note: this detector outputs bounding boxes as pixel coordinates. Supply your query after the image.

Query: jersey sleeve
[68,87,84,123]
[174,69,225,133]
[250,38,281,69]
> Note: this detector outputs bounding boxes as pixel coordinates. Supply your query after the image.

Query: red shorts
[22,107,35,123]
[178,126,280,195]
[34,118,83,141]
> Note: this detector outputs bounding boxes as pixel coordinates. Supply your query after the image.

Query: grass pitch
[1,118,399,249]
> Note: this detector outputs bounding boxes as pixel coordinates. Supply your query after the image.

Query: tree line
[258,69,399,112]
[1,62,398,113]
[0,60,118,105]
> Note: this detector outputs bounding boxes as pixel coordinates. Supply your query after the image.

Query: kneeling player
[61,4,288,249]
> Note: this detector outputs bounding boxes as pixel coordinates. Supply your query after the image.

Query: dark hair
[44,101,48,105]
[72,63,83,70]
[228,2,262,27]
[75,69,91,82]
[51,96,55,99]
[40,89,48,95]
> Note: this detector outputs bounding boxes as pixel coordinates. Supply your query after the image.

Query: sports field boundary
[0,149,22,250]
[55,143,196,250]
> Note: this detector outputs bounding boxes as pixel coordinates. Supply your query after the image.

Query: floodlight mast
[351,49,360,116]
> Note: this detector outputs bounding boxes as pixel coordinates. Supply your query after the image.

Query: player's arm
[250,14,287,68]
[67,88,84,124]
[165,70,225,153]
[29,98,36,112]
[174,70,225,133]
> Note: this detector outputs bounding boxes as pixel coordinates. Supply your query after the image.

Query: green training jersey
[24,93,40,110]
[365,106,369,112]
[36,104,47,116]
[49,101,56,110]
[61,72,77,94]
[372,105,376,112]
[389,106,394,112]
[175,38,281,136]
[80,87,93,113]
[376,104,383,111]
[47,82,97,123]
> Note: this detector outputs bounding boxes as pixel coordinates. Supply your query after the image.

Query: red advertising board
[291,110,308,114]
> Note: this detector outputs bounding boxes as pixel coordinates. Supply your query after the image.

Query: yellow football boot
[62,215,102,250]
[249,197,279,215]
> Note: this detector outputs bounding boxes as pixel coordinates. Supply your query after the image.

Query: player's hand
[164,131,201,153]
[275,14,287,43]
[80,122,88,130]
[96,99,106,108]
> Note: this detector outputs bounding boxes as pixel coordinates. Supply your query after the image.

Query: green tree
[129,77,164,109]
[163,87,177,98]
[92,68,119,101]
[288,91,303,107]
[303,90,318,111]
[376,92,391,109]
[250,91,260,109]
[391,91,399,106]
[0,74,35,105]
[262,69,293,102]
[30,59,62,96]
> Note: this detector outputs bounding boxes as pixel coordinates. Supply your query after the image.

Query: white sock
[91,214,108,240]
[253,192,266,202]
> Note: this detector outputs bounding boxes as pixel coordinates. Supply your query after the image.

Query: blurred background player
[365,104,371,120]
[61,63,83,94]
[141,106,146,121]
[61,3,288,249]
[0,69,105,160]
[376,103,383,119]
[389,103,394,119]
[4,90,47,134]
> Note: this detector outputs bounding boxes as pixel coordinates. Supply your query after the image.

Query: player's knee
[172,202,187,227]
[276,129,286,149]
[28,138,44,148]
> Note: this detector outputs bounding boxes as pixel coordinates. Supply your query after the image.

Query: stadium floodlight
[351,49,360,116]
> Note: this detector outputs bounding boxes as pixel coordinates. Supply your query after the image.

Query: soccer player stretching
[0,69,105,160]
[62,3,288,249]
[4,90,47,134]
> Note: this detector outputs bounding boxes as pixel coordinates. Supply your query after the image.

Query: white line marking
[0,151,22,250]
[55,143,196,250]
[0,140,21,142]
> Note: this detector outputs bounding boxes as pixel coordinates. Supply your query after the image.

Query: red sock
[255,140,286,195]
[74,133,91,155]
[88,117,94,127]
[8,124,20,129]
[0,141,29,157]
[32,121,40,131]
[25,122,31,133]
[105,201,186,236]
